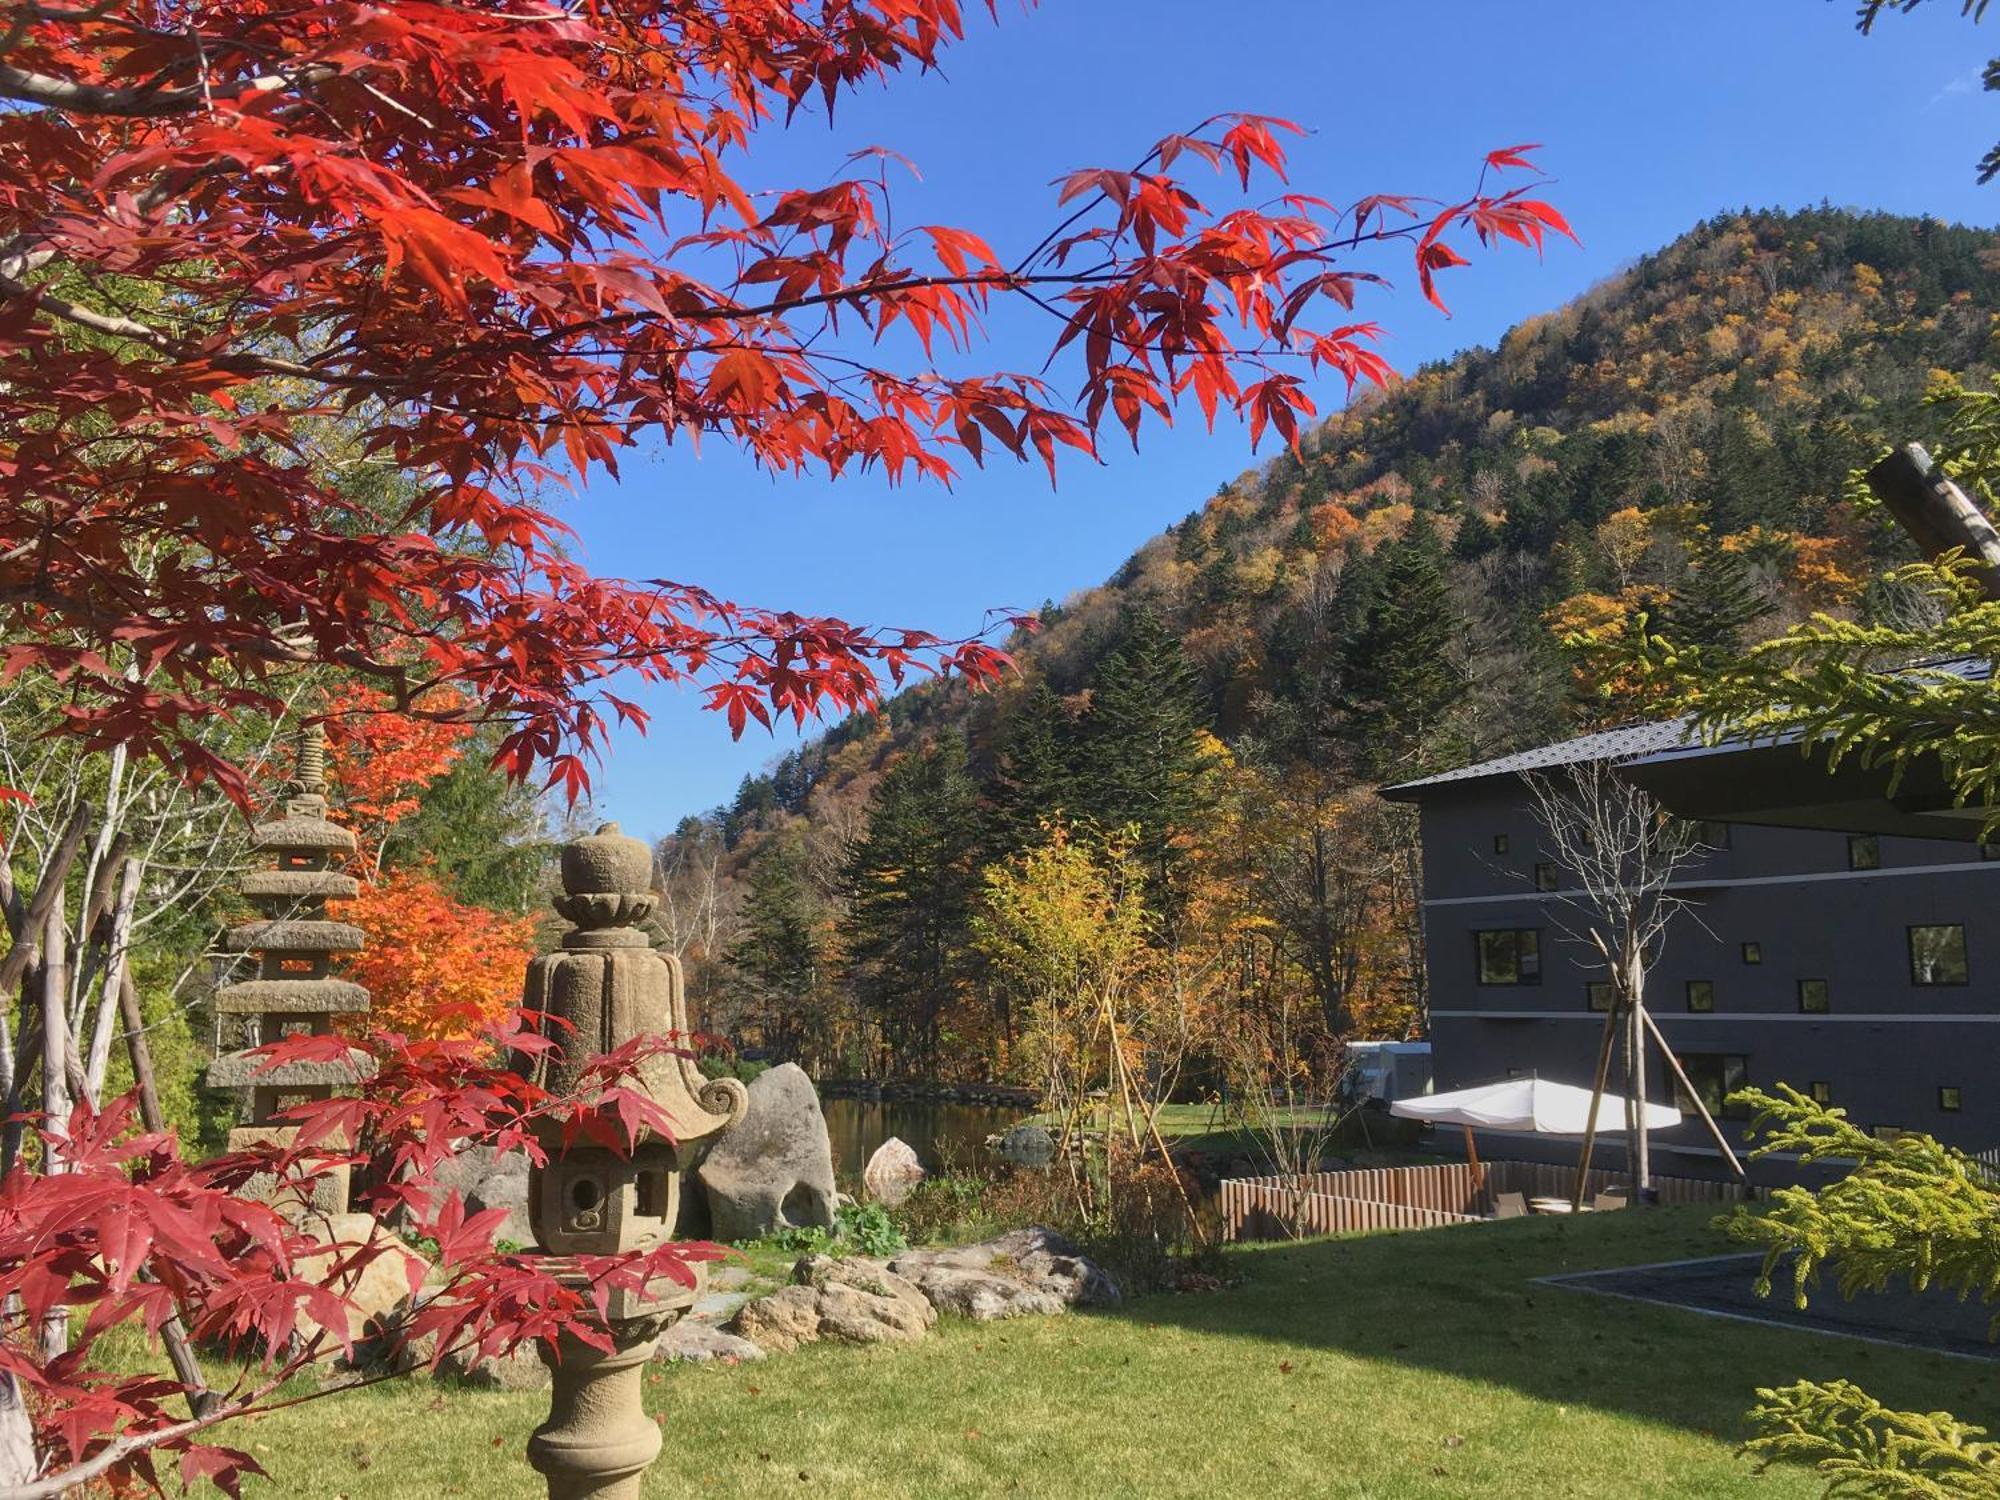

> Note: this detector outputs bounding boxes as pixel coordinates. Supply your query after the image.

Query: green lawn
[1030,1099,1431,1160]
[220,1206,1992,1499]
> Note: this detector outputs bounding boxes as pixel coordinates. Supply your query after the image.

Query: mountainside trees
[690,207,1998,1094]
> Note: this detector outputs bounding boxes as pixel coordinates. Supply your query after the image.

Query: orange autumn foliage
[324,684,475,840]
[334,868,538,1043]
[1791,533,1868,607]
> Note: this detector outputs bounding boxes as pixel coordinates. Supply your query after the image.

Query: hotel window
[1940,1086,1964,1113]
[1696,820,1731,850]
[1809,1081,1832,1105]
[1475,929,1540,985]
[1534,862,1559,892]
[1872,1125,1912,1143]
[1585,980,1615,1012]
[1674,1053,1750,1121]
[1685,979,1715,1013]
[1741,942,1762,965]
[1910,924,1970,986]
[1848,834,1880,871]
[1798,978,1830,1013]
[1492,833,1509,855]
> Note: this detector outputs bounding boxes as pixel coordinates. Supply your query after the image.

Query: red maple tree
[0,2,1571,1491]
[0,0,1568,803]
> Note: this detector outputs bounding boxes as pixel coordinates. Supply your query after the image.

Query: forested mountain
[657,206,2000,1087]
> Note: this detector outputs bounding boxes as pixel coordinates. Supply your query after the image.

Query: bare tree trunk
[113,966,215,1416]
[0,1364,33,1489]
[40,906,70,1361]
[82,857,142,1103]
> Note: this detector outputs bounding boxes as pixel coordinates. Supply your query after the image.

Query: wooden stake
[1462,1123,1483,1191]
[1572,992,1622,1210]
[1638,1004,1748,1181]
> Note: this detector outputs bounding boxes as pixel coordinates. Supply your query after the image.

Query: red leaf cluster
[0,3,1567,801]
[0,1022,716,1495]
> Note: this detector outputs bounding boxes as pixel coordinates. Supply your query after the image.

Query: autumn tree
[335,869,539,1041]
[0,2,1569,804]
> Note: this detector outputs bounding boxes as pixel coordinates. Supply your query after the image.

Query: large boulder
[862,1136,925,1208]
[296,1213,430,1351]
[426,1145,532,1249]
[889,1227,1119,1321]
[697,1064,837,1241]
[728,1254,936,1353]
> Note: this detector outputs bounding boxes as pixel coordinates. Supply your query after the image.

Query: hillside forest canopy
[663,206,2000,1095]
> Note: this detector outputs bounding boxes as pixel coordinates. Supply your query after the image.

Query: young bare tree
[1521,759,1740,1204]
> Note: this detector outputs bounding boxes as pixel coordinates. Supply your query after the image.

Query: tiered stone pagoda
[209,727,374,1212]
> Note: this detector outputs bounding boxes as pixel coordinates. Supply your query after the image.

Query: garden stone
[697,1063,837,1241]
[296,1213,429,1349]
[729,1285,823,1354]
[653,1321,766,1364]
[862,1136,925,1207]
[889,1226,1119,1319]
[992,1123,1055,1168]
[439,1340,551,1391]
[689,1289,748,1324]
[728,1254,936,1353]
[428,1144,533,1248]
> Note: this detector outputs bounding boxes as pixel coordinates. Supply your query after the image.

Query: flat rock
[654,1321,766,1365]
[689,1289,749,1324]
[890,1226,1119,1320]
[697,1063,837,1242]
[862,1136,925,1207]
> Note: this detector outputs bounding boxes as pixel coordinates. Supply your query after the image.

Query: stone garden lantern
[517,822,747,1500]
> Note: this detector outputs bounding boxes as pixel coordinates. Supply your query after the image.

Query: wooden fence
[1219,1159,1757,1242]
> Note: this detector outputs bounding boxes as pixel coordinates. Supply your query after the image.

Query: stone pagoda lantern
[517,822,747,1500]
[209,727,374,1213]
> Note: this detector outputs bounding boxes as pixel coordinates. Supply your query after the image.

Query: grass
[1027,1099,1433,1161]
[195,1204,1998,1499]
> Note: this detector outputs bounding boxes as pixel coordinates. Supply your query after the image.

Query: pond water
[821,1097,1025,1183]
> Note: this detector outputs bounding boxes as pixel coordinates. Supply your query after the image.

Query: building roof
[1381,718,1697,800]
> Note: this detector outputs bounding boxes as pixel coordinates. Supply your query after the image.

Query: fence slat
[1219,1158,1755,1241]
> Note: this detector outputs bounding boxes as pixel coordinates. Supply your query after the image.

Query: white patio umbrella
[1391,1077,1681,1135]
[1391,1077,1681,1185]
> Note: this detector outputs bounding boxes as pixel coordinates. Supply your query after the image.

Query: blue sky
[564,1,2000,840]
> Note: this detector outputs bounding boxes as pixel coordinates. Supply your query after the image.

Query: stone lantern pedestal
[517,824,747,1500]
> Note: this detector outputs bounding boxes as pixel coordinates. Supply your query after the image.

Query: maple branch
[0,59,332,116]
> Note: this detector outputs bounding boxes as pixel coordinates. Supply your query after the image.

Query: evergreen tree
[1451,507,1497,562]
[988,680,1083,855]
[727,836,830,1067]
[380,724,550,913]
[1341,512,1469,777]
[1662,543,1773,653]
[841,735,984,1074]
[1081,605,1210,907]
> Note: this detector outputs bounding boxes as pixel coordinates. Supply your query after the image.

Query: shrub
[835,1201,908,1258]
